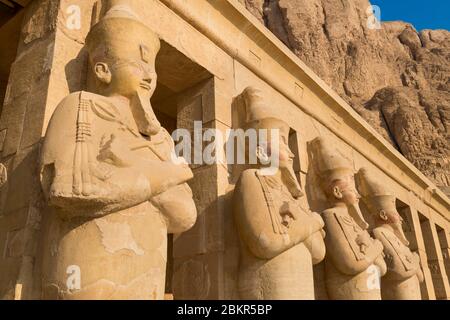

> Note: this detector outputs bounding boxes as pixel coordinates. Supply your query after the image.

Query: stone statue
[356,168,424,300]
[310,137,386,300]
[233,87,326,300]
[39,3,197,299]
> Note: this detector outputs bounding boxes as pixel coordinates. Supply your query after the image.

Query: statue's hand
[279,202,298,229]
[356,232,373,247]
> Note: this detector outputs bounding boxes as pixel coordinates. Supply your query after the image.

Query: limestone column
[402,206,436,299]
[437,227,450,284]
[0,0,96,299]
[172,76,233,299]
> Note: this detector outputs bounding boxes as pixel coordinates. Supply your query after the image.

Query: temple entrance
[152,41,213,299]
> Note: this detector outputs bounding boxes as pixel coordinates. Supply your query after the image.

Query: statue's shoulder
[52,90,104,110]
[44,92,84,142]
[322,208,359,236]
[235,169,265,197]
[373,227,406,252]
[48,91,98,122]
[372,226,387,239]
[237,169,261,187]
[322,208,340,221]
[50,92,83,120]
[42,91,100,163]
[240,169,259,179]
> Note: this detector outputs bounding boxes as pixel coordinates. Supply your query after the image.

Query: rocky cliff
[238,0,450,195]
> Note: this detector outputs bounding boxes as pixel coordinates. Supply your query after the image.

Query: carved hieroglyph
[39,2,197,299]
[356,168,424,300]
[310,137,386,300]
[233,87,326,300]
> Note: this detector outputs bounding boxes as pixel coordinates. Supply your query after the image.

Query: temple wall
[0,0,448,300]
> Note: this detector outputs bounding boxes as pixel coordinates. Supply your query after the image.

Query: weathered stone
[38,2,197,300]
[240,0,450,195]
[0,0,448,301]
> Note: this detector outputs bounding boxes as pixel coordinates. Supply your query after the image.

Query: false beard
[348,202,369,230]
[129,90,161,136]
[392,222,410,246]
[280,166,303,199]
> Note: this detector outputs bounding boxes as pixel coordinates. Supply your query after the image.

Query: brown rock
[239,0,450,195]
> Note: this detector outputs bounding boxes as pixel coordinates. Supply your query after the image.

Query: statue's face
[109,58,155,97]
[331,175,369,228]
[379,207,402,224]
[332,175,361,206]
[276,129,303,198]
[91,45,162,135]
[93,45,156,98]
[278,130,295,170]
[254,122,294,170]
[378,207,409,245]
[255,124,302,198]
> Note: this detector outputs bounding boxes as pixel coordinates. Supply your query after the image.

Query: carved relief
[356,168,424,300]
[39,1,197,299]
[309,138,386,300]
[233,87,326,300]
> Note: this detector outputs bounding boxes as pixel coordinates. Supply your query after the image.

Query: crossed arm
[373,229,423,281]
[233,170,324,260]
[323,211,385,276]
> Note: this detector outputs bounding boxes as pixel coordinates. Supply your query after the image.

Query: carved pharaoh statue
[310,137,386,300]
[233,87,326,300]
[356,168,424,300]
[38,3,197,299]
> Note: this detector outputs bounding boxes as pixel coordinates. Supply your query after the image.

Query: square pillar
[172,76,233,299]
[420,217,450,300]
[437,227,450,284]
[0,0,97,299]
[405,206,436,299]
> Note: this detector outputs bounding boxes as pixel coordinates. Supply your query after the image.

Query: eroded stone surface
[238,0,450,195]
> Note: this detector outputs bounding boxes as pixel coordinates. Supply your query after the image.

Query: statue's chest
[334,213,371,261]
[86,97,173,162]
[269,186,295,209]
[259,179,304,235]
[381,230,415,271]
[92,117,171,162]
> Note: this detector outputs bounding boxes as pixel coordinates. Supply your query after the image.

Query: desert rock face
[238,0,450,195]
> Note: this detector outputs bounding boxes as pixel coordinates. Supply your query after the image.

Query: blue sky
[370,0,450,31]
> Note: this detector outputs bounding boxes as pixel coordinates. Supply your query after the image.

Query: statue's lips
[139,81,152,91]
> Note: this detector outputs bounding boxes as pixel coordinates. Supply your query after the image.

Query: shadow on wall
[65,48,89,94]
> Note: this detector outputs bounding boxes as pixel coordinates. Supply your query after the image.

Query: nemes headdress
[86,0,160,69]
[356,167,397,214]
